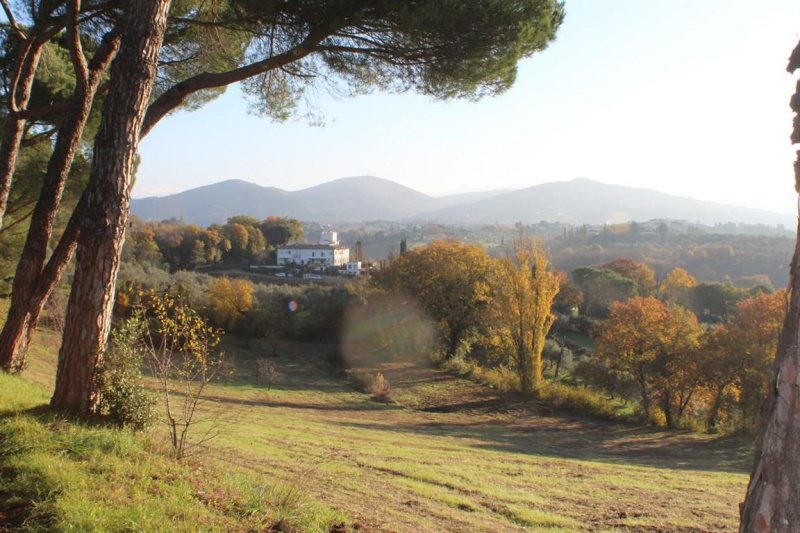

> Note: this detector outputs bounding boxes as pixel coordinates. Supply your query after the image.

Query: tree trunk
[0,26,120,372]
[0,198,84,371]
[706,382,728,433]
[0,42,45,228]
[51,0,171,415]
[739,40,800,532]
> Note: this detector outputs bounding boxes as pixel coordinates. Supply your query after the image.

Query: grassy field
[4,331,752,532]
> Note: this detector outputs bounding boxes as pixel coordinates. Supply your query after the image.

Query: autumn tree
[595,296,703,426]
[373,240,494,358]
[740,40,800,532]
[209,277,254,331]
[657,267,697,308]
[492,235,561,394]
[701,291,785,432]
[600,258,656,296]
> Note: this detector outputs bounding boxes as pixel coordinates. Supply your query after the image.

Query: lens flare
[340,293,436,368]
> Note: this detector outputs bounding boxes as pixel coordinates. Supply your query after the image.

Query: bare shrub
[139,291,225,459]
[255,358,281,390]
[43,290,68,334]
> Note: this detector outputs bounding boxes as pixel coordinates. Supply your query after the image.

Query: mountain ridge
[130,176,794,227]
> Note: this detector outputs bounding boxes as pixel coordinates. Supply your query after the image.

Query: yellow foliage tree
[492,235,562,394]
[657,267,697,307]
[373,240,494,358]
[209,277,254,331]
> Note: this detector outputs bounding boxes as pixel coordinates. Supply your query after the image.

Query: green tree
[572,266,636,318]
[492,235,561,394]
[600,258,656,296]
[260,216,304,247]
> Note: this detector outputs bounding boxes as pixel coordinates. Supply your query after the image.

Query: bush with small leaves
[98,315,156,431]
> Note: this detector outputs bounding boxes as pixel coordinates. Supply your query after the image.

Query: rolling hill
[131,176,794,227]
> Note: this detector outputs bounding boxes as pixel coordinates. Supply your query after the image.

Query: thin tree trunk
[0,24,120,372]
[739,40,800,532]
[51,0,171,415]
[0,196,84,371]
[0,41,45,228]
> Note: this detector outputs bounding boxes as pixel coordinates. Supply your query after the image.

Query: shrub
[255,358,281,390]
[473,365,520,393]
[140,291,225,459]
[98,316,156,431]
[536,383,620,421]
[370,372,392,403]
[346,369,373,393]
[440,355,475,377]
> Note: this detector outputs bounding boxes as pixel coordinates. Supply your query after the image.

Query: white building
[345,261,362,276]
[320,230,339,245]
[277,243,350,267]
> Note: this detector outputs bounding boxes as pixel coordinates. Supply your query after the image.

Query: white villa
[277,231,350,267]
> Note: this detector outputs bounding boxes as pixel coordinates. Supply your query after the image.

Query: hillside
[5,332,751,532]
[418,178,794,226]
[131,176,793,227]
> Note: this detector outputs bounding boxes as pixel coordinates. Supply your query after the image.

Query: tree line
[123,215,303,272]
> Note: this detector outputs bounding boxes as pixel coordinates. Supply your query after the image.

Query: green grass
[1,331,752,532]
[187,340,752,532]
[0,370,347,532]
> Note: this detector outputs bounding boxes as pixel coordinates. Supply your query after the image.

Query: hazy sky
[135,0,800,215]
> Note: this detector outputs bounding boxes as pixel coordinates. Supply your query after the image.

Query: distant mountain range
[130,176,794,227]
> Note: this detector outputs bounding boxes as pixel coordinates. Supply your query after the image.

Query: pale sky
[134,0,800,215]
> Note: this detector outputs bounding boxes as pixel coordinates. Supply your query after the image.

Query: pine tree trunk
[0,28,120,373]
[0,43,44,228]
[50,0,171,415]
[0,201,83,371]
[739,40,800,532]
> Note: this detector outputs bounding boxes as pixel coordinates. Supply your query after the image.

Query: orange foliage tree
[702,290,786,432]
[596,296,704,426]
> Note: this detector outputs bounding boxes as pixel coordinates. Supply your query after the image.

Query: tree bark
[51,0,171,415]
[0,196,84,371]
[739,40,800,532]
[0,40,45,228]
[0,24,121,372]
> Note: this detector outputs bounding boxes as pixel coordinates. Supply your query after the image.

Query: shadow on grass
[333,418,752,474]
[202,393,401,412]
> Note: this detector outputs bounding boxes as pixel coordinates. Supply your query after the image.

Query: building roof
[278,244,349,251]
